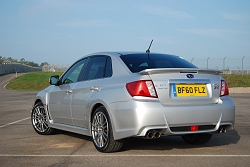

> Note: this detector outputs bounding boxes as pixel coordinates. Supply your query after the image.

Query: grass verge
[221,74,250,87]
[6,72,63,91]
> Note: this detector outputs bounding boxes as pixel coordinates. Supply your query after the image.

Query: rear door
[71,56,112,128]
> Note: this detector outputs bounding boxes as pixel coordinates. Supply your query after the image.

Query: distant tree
[26,61,39,67]
[0,55,41,67]
[19,58,26,64]
[40,62,49,66]
[0,56,3,64]
[13,58,18,63]
[6,57,14,63]
[3,57,7,63]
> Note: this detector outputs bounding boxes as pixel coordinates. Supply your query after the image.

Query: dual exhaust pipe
[145,130,162,139]
[218,127,227,133]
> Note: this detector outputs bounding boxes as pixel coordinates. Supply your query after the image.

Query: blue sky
[1,0,250,70]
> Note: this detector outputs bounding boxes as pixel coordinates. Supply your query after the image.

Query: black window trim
[59,55,113,84]
[80,55,112,81]
[59,57,90,85]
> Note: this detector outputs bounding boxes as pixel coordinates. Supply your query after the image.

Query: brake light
[126,80,158,98]
[220,80,229,96]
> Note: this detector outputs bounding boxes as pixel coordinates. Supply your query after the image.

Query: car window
[61,58,87,84]
[104,56,112,78]
[120,53,197,73]
[155,60,174,68]
[82,56,111,81]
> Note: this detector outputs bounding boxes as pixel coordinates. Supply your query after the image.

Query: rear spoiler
[139,68,222,75]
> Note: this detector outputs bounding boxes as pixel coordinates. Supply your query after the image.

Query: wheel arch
[31,98,56,135]
[90,103,104,122]
[34,99,42,105]
[32,98,46,111]
[32,98,43,110]
[32,96,53,125]
[89,102,116,134]
[90,102,124,152]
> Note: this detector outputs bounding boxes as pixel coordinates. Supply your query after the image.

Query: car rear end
[139,68,234,135]
[113,53,235,140]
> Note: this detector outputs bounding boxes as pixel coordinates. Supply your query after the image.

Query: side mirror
[49,75,60,85]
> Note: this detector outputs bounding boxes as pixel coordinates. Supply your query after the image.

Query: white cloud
[139,5,194,19]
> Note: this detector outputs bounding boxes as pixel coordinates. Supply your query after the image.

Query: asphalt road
[0,74,250,167]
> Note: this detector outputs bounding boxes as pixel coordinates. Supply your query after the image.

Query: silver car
[31,52,235,153]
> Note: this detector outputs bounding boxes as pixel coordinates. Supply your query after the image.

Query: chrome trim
[169,79,210,84]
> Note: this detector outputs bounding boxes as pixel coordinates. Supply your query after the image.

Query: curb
[229,87,250,94]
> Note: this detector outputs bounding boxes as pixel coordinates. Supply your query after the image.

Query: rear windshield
[120,53,197,73]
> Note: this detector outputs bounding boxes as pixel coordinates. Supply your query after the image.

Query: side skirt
[49,122,91,137]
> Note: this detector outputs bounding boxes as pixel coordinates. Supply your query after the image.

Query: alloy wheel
[91,111,109,148]
[32,104,49,133]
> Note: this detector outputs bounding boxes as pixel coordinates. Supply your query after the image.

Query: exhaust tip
[155,131,161,138]
[147,132,154,139]
[145,130,162,139]
[218,127,227,133]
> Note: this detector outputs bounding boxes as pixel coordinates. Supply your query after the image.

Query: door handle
[90,87,99,92]
[66,89,72,94]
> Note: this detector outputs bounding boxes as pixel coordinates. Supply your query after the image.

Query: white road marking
[0,117,30,128]
[3,82,10,89]
[0,154,249,157]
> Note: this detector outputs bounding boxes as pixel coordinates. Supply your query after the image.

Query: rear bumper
[109,96,235,140]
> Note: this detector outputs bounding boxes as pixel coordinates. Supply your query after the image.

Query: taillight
[220,80,229,96]
[126,80,158,98]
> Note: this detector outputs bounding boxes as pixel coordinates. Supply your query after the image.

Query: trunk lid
[140,68,222,106]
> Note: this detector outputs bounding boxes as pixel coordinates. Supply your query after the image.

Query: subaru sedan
[31,52,235,153]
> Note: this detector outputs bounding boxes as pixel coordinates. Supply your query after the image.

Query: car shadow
[54,129,240,152]
[121,130,240,151]
[55,130,93,142]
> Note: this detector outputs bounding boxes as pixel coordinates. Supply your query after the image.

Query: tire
[91,106,123,153]
[31,101,56,135]
[181,133,212,145]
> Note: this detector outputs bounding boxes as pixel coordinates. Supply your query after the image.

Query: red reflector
[190,126,198,131]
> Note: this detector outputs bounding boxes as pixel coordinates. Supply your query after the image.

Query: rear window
[120,53,197,73]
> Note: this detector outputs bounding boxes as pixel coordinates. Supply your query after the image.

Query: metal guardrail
[223,70,250,75]
[0,63,42,75]
[41,65,68,72]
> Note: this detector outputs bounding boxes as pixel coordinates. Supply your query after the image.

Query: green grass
[5,72,250,91]
[221,74,250,88]
[6,72,63,91]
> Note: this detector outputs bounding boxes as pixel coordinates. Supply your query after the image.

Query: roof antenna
[146,39,153,59]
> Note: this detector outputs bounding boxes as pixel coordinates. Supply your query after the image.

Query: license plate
[173,84,207,97]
